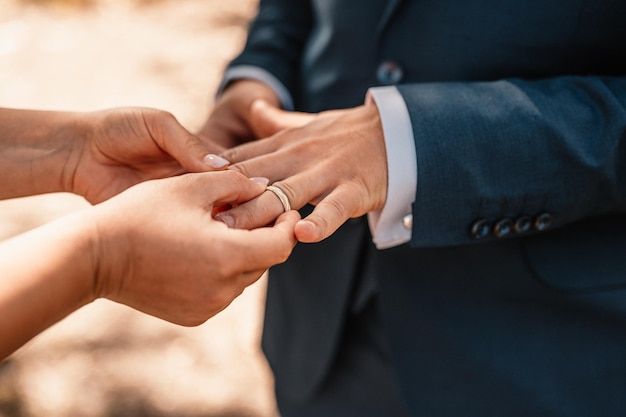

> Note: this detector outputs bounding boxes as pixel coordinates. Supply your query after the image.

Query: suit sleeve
[228,0,312,96]
[397,76,626,247]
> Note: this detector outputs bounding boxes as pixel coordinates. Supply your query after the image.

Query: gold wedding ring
[266,185,291,212]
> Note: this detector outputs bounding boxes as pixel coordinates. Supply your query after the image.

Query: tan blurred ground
[0,1,283,416]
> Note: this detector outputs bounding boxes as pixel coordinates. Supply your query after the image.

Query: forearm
[398,76,626,247]
[0,211,96,360]
[0,108,89,200]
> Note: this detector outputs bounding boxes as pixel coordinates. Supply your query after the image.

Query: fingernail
[250,177,270,185]
[203,154,230,169]
[252,99,268,109]
[215,213,235,228]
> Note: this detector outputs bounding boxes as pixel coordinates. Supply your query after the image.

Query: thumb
[294,189,353,243]
[173,133,230,173]
[249,99,316,138]
[155,115,229,172]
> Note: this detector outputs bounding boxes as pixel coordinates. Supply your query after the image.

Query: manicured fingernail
[250,177,270,185]
[203,154,230,169]
[215,213,235,228]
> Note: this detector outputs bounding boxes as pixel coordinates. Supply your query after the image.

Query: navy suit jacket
[228,1,626,415]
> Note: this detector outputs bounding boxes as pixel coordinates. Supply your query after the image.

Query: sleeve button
[514,216,533,233]
[470,218,491,240]
[494,218,514,238]
[534,212,554,231]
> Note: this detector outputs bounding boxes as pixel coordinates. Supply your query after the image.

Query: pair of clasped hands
[0,80,387,359]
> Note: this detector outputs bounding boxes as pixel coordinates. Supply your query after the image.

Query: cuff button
[494,218,514,238]
[402,213,413,230]
[534,212,554,231]
[470,218,490,240]
[514,216,533,234]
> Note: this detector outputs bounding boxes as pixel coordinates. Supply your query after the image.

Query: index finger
[214,173,327,230]
[184,170,267,207]
[221,130,285,164]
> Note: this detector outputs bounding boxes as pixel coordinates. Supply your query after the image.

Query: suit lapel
[376,0,404,35]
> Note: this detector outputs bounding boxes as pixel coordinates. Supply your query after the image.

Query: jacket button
[534,212,554,231]
[494,218,514,238]
[402,213,413,230]
[514,216,533,233]
[376,61,405,85]
[470,218,490,240]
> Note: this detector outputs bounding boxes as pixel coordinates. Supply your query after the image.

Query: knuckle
[209,286,243,313]
[227,206,258,230]
[323,197,347,220]
[183,132,200,148]
[314,214,332,233]
[144,108,174,129]
[211,256,236,278]
[220,169,245,182]
[222,146,244,163]
[229,160,252,177]
[272,181,298,207]
[276,245,293,264]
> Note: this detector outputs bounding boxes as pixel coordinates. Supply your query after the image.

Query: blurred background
[0,1,282,416]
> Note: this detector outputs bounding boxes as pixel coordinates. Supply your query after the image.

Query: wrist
[58,112,95,196]
[86,204,132,300]
[68,213,100,304]
[60,210,103,304]
[0,109,90,199]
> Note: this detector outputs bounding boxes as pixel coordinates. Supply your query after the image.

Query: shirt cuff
[366,86,418,249]
[218,65,295,111]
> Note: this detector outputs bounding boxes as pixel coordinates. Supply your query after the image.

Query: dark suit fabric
[229,1,626,416]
